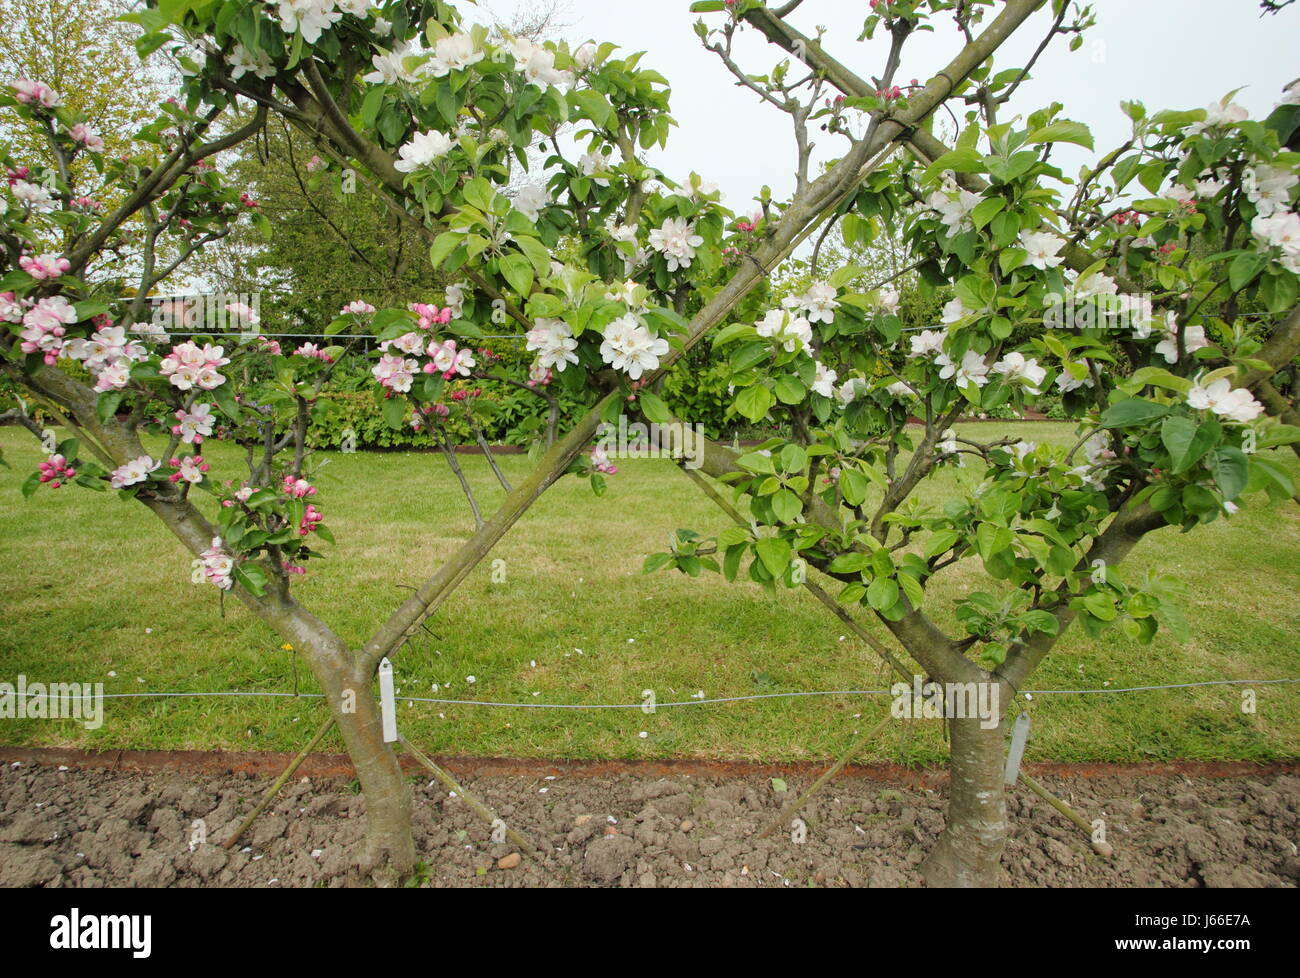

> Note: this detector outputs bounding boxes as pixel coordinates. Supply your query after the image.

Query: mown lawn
[1,421,1297,766]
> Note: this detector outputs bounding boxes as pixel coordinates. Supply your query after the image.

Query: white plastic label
[1003,711,1031,785]
[378,657,397,743]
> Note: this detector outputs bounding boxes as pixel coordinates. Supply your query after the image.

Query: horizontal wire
[3,678,1296,710]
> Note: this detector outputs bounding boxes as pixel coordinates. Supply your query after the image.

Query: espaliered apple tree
[5,0,1294,885]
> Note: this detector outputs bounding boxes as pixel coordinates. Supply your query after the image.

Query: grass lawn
[1,421,1297,766]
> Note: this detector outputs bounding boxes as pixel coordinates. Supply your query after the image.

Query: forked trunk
[292,622,416,883]
[922,715,1008,887]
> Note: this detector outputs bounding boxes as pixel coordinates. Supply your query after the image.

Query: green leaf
[382,396,407,430]
[866,577,899,612]
[1207,446,1248,501]
[755,538,792,578]
[1100,398,1170,428]
[95,391,124,423]
[828,552,871,575]
[1026,119,1094,150]
[638,391,671,424]
[734,385,774,423]
[643,552,675,574]
[429,232,462,269]
[774,374,806,405]
[840,468,868,507]
[499,253,534,298]
[897,572,925,610]
[234,564,269,598]
[925,530,960,559]
[1161,416,1220,474]
[772,489,802,524]
[971,197,1005,230]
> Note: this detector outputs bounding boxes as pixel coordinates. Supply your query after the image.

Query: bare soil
[1,761,1296,887]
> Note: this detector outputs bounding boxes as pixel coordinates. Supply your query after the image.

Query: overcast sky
[492,0,1300,210]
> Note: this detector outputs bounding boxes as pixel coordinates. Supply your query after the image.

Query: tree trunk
[922,715,1009,887]
[297,629,416,883]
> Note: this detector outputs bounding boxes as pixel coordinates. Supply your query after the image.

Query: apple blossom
[590,446,618,475]
[383,332,426,356]
[925,184,981,235]
[277,0,343,45]
[681,172,721,201]
[227,44,275,81]
[1018,229,1066,270]
[0,291,23,321]
[514,183,548,222]
[173,404,215,445]
[425,33,484,77]
[11,180,53,211]
[811,362,838,398]
[1252,212,1300,273]
[1242,164,1297,217]
[38,454,75,487]
[648,217,703,272]
[10,77,61,108]
[836,377,869,406]
[526,318,579,372]
[363,46,423,85]
[754,309,812,354]
[372,354,418,392]
[341,300,376,315]
[283,476,318,499]
[1055,368,1095,394]
[19,254,70,280]
[444,282,469,318]
[941,297,971,325]
[599,315,669,380]
[110,455,160,490]
[159,342,231,391]
[509,39,572,88]
[199,538,234,590]
[1154,314,1209,364]
[169,455,209,485]
[300,504,324,536]
[936,349,990,388]
[394,130,454,172]
[991,352,1047,392]
[1186,378,1264,423]
[909,329,946,358]
[787,283,840,324]
[578,148,614,187]
[68,123,104,152]
[1187,97,1249,135]
[527,362,553,387]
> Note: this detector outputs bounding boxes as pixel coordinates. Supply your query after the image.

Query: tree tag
[1003,711,1031,785]
[378,658,397,744]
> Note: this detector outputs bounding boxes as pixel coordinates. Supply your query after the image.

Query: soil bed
[1,756,1296,887]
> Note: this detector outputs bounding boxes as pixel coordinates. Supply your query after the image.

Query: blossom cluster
[158,341,231,391]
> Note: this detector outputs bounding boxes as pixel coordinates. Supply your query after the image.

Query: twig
[398,735,540,854]
[222,716,336,850]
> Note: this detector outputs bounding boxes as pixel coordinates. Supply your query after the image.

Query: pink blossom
[10,78,62,108]
[38,454,75,487]
[19,254,71,280]
[282,475,318,499]
[69,123,105,152]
